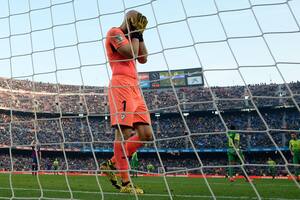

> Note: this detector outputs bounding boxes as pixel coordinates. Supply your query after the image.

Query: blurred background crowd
[0,78,299,176]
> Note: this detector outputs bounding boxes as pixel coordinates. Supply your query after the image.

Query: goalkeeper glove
[129,13,148,33]
[130,31,143,42]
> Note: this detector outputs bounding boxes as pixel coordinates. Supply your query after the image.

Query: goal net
[0,0,300,199]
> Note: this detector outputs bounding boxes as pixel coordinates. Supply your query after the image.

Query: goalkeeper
[131,152,139,178]
[101,10,152,194]
[289,132,300,182]
[227,125,250,182]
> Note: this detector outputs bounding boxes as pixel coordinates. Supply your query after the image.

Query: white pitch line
[0,187,299,200]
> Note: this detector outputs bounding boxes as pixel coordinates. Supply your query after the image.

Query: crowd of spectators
[0,109,298,150]
[0,77,299,114]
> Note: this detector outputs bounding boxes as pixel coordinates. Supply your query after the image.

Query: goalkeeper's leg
[120,124,152,194]
[105,128,150,192]
[100,159,121,189]
[119,126,151,193]
[101,127,132,190]
[108,87,152,193]
[125,92,153,159]
[114,128,144,194]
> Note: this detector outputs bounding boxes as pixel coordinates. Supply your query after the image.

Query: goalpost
[0,0,300,200]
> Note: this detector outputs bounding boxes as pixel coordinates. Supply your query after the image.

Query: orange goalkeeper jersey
[105,27,137,80]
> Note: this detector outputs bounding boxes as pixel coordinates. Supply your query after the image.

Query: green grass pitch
[0,174,300,200]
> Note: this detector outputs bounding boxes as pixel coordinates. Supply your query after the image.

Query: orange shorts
[108,75,151,127]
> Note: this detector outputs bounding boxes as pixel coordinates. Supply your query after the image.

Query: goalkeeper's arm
[128,12,148,64]
[137,39,148,64]
[116,35,139,59]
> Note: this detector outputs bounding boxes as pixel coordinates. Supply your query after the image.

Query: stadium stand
[0,78,299,176]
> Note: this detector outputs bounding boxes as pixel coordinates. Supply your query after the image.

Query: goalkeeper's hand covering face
[126,10,148,33]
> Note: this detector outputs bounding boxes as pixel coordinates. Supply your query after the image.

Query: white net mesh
[0,0,300,199]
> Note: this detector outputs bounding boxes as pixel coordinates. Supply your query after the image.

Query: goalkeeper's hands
[130,32,143,42]
[129,13,148,33]
[128,13,148,42]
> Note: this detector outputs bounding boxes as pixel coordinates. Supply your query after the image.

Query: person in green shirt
[131,152,139,178]
[289,132,300,181]
[53,158,59,175]
[227,125,249,182]
[147,163,155,173]
[267,157,276,179]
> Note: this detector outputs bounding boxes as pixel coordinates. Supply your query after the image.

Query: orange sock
[110,135,143,164]
[110,156,116,163]
[114,141,129,182]
[126,135,143,156]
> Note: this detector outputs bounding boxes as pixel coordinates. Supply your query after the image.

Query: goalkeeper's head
[121,10,148,33]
